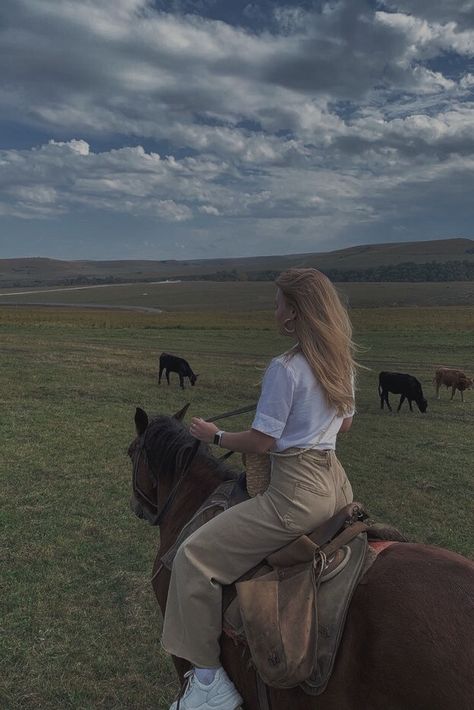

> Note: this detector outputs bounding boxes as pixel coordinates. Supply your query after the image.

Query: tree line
[2,259,473,288]
[184,260,474,283]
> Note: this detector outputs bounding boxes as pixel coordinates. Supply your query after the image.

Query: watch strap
[213,430,225,446]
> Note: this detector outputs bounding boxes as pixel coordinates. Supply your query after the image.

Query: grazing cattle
[379,371,428,413]
[158,353,198,389]
[434,367,473,402]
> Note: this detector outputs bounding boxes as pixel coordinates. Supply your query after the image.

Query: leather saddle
[268,500,367,566]
[224,500,370,692]
[160,477,405,695]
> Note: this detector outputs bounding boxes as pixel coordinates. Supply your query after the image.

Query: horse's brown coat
[130,410,474,710]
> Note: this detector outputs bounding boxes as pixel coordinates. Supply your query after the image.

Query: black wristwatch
[213,430,225,446]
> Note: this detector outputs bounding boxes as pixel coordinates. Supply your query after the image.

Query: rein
[206,402,257,463]
[154,437,201,526]
[205,402,258,424]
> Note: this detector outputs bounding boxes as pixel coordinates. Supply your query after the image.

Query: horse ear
[135,407,149,435]
[173,402,190,421]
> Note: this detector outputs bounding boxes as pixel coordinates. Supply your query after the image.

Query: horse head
[128,404,196,526]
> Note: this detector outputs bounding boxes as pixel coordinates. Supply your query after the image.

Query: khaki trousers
[161,449,353,668]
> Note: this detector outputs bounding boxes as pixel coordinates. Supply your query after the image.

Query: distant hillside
[0,238,473,287]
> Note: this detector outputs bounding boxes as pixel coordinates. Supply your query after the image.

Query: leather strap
[256,672,271,710]
[320,521,369,560]
[205,403,258,423]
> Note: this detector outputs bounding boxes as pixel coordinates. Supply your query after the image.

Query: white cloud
[1,0,471,154]
[2,132,471,248]
[199,205,220,215]
[0,0,473,256]
[49,139,90,156]
[0,140,207,220]
[383,1,474,31]
[376,11,474,60]
[155,200,192,221]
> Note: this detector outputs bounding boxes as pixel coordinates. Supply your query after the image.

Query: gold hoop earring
[283,319,296,334]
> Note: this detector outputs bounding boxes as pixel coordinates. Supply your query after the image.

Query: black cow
[378,371,427,413]
[158,353,198,389]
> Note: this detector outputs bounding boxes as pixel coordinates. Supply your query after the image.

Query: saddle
[160,476,405,695]
[225,502,370,692]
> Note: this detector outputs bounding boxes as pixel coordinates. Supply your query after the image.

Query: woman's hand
[189,417,218,443]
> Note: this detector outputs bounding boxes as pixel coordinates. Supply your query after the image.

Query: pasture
[1,278,474,310]
[1,298,473,709]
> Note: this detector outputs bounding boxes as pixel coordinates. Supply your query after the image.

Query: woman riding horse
[162,268,357,710]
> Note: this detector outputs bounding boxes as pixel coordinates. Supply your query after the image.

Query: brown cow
[434,367,473,402]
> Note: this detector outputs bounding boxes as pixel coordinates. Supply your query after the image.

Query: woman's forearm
[219,429,275,454]
[338,416,353,433]
[189,417,275,453]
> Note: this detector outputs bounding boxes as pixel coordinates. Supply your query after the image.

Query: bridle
[131,402,257,527]
[132,432,201,527]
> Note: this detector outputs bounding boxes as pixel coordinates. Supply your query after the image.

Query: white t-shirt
[251,351,354,452]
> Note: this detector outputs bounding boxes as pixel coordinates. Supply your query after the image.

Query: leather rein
[133,402,257,528]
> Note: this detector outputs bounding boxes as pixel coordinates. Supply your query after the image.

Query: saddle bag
[235,523,369,691]
[236,560,319,688]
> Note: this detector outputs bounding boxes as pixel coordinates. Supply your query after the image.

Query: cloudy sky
[0,0,473,260]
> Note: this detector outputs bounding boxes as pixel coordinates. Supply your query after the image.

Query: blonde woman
[163,268,357,710]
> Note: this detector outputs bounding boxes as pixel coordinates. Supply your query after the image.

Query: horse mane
[143,414,238,484]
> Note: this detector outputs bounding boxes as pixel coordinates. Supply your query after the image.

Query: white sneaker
[170,667,243,709]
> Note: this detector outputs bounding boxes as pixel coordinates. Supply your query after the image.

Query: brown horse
[128,406,474,710]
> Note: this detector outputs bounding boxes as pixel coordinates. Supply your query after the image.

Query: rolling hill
[0,237,473,288]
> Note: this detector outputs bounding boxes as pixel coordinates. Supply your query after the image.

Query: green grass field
[1,279,474,310]
[1,300,473,709]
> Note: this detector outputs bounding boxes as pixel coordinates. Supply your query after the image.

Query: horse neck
[157,454,231,556]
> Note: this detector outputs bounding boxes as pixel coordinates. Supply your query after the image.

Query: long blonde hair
[276,268,358,416]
